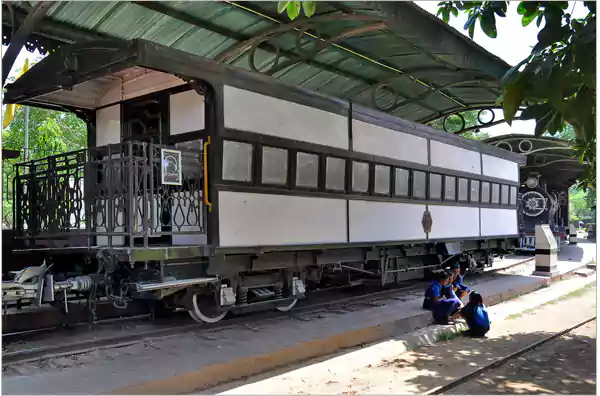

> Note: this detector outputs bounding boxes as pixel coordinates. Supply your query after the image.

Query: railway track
[2,256,535,366]
[424,316,597,395]
[2,281,425,365]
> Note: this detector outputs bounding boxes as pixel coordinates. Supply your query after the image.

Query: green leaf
[522,10,539,26]
[480,10,498,38]
[286,1,301,20]
[502,78,527,125]
[520,103,553,121]
[277,1,289,14]
[464,13,478,30]
[442,8,450,22]
[451,7,458,17]
[534,108,557,136]
[536,13,543,27]
[468,20,476,38]
[302,1,316,17]
[493,2,507,17]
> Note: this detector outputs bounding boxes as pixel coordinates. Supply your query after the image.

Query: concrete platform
[3,243,595,395]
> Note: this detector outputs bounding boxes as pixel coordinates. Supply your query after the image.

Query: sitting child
[423,270,462,325]
[459,291,491,338]
[449,261,471,300]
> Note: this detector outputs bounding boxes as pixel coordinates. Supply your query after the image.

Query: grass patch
[436,330,461,343]
[505,283,596,320]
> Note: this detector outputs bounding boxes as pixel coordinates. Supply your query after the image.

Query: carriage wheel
[188,293,227,324]
[275,298,298,312]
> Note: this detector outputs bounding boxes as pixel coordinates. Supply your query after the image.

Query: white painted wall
[349,200,426,243]
[218,191,347,247]
[223,86,349,149]
[170,90,205,135]
[482,154,520,182]
[96,105,121,146]
[428,205,480,239]
[480,208,518,236]
[352,120,428,165]
[430,140,481,175]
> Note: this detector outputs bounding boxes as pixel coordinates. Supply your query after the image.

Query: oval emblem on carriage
[421,210,433,234]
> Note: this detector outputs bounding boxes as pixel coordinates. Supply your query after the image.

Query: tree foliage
[569,185,596,222]
[436,1,596,191]
[2,106,87,227]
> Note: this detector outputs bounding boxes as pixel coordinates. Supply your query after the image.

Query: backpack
[473,305,490,329]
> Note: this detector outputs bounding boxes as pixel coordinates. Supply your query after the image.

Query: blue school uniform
[452,273,471,295]
[423,281,461,323]
[460,302,491,337]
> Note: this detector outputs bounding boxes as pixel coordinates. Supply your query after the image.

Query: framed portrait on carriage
[161,148,182,186]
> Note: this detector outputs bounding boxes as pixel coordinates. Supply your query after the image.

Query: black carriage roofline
[4,38,525,165]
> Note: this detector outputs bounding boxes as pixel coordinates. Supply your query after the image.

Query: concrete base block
[533,270,560,278]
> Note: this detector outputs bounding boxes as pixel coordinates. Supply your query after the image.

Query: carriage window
[352,161,369,193]
[296,152,318,188]
[458,178,469,202]
[222,140,253,182]
[470,180,480,203]
[510,186,518,206]
[326,157,346,191]
[501,184,510,205]
[413,171,426,199]
[395,168,410,197]
[481,181,490,203]
[374,165,390,195]
[262,146,288,185]
[444,176,456,201]
[491,183,500,204]
[429,173,442,200]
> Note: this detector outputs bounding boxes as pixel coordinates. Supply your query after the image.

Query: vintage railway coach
[3,40,525,323]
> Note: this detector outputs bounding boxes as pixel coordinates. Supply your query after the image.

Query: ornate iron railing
[14,141,206,249]
[2,152,21,229]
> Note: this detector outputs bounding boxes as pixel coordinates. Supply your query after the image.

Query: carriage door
[122,94,171,245]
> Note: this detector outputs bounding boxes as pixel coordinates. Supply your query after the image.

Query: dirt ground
[213,284,597,395]
[448,320,596,394]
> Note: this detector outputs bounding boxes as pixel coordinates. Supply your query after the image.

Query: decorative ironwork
[427,107,525,135]
[14,141,206,249]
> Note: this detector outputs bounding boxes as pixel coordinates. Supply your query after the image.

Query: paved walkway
[213,280,596,395]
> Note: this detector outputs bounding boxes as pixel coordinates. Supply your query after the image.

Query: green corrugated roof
[2,1,511,124]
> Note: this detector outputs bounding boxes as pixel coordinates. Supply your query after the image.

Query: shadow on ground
[209,326,596,395]
[382,327,596,395]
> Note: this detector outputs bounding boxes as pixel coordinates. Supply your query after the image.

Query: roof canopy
[484,135,586,191]
[2,1,511,126]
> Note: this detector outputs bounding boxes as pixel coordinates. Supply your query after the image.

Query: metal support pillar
[533,224,559,277]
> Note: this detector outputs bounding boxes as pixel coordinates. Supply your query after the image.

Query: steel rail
[424,316,597,395]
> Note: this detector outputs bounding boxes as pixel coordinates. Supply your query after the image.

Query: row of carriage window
[222,140,518,206]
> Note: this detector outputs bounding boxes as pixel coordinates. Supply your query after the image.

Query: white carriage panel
[218,191,347,247]
[170,90,205,135]
[352,120,428,165]
[428,205,480,239]
[482,154,520,182]
[430,140,481,175]
[96,105,121,146]
[223,86,349,149]
[349,200,426,243]
[481,208,519,236]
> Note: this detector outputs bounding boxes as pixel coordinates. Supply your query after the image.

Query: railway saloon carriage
[3,39,526,323]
